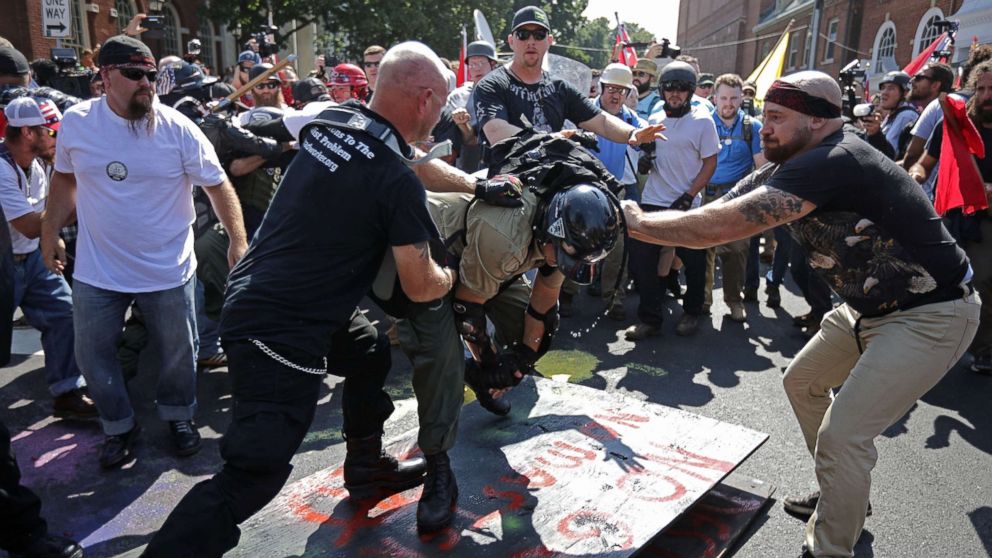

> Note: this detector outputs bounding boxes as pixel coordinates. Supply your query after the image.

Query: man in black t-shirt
[622,71,979,558]
[473,6,664,162]
[144,43,462,557]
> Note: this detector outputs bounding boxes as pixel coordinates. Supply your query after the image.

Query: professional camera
[254,26,279,58]
[837,59,867,120]
[741,97,756,117]
[656,38,682,59]
[48,47,92,98]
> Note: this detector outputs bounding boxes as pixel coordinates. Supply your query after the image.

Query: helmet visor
[554,241,608,285]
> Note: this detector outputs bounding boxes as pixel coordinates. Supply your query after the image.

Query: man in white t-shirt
[0,96,95,419]
[627,61,720,340]
[39,35,248,470]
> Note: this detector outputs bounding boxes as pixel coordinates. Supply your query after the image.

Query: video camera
[48,47,91,99]
[656,38,681,59]
[254,26,279,58]
[837,59,867,120]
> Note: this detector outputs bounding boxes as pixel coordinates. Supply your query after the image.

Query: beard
[977,102,992,124]
[636,81,650,95]
[254,90,283,108]
[763,125,813,163]
[126,89,155,135]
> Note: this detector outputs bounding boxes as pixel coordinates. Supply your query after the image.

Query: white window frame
[871,21,898,75]
[199,20,217,72]
[803,31,812,69]
[823,18,839,64]
[787,32,800,70]
[912,8,945,58]
[161,3,182,58]
[115,0,137,34]
[61,0,91,54]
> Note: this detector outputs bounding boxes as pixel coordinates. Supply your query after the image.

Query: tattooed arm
[393,241,457,302]
[623,166,815,249]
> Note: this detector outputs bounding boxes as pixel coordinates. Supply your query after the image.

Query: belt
[12,253,29,263]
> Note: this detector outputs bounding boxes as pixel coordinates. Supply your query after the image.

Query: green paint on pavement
[625,362,670,377]
[536,350,600,383]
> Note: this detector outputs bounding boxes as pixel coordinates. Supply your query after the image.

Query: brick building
[678,0,991,84]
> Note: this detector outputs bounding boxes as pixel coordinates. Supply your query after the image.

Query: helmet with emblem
[540,184,621,284]
[328,63,369,102]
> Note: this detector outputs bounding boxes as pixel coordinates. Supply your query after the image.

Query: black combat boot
[343,434,426,498]
[417,451,458,533]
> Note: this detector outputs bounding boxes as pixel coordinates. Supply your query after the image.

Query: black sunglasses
[254,82,280,90]
[662,81,692,93]
[912,74,935,82]
[118,67,158,83]
[515,28,548,41]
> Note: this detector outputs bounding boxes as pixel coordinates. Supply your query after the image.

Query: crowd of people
[0,5,989,558]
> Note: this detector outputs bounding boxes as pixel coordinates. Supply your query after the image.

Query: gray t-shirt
[642,106,721,208]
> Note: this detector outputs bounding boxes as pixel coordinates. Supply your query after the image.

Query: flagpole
[749,19,794,80]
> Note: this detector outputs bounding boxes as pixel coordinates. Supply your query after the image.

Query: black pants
[0,420,48,553]
[627,204,707,325]
[143,309,393,558]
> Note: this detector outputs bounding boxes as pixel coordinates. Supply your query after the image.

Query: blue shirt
[710,109,762,185]
[593,98,645,181]
[636,91,662,120]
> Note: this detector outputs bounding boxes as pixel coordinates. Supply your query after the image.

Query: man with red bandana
[623,70,979,558]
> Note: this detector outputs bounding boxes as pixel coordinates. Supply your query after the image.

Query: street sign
[42,0,73,39]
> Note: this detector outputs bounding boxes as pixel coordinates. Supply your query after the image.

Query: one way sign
[42,0,73,39]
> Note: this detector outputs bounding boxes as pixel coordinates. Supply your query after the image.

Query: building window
[161,4,181,57]
[871,22,897,74]
[116,0,136,34]
[823,18,839,63]
[61,0,89,53]
[913,8,945,57]
[198,20,216,72]
[803,31,812,68]
[787,32,800,69]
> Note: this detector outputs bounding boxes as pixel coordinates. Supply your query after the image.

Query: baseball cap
[238,50,261,65]
[4,96,62,131]
[293,77,330,104]
[249,63,281,83]
[0,47,29,76]
[99,35,155,68]
[511,6,551,32]
[742,81,757,93]
[698,73,715,86]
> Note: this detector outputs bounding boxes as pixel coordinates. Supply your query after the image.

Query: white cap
[3,96,62,131]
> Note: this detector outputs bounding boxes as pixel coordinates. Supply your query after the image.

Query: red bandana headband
[765,80,841,118]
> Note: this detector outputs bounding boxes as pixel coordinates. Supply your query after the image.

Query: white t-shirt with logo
[54,97,226,292]
[0,155,47,255]
[642,105,721,208]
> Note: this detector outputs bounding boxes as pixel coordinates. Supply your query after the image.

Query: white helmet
[599,63,633,93]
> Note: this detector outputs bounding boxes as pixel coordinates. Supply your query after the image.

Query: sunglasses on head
[662,81,692,93]
[117,67,158,83]
[514,28,548,41]
[254,82,280,90]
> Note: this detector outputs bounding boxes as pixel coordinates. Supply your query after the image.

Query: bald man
[143,42,471,557]
[623,71,979,557]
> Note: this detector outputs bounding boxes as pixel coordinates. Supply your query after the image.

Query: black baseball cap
[99,35,155,67]
[0,47,30,77]
[511,6,551,32]
[293,77,330,104]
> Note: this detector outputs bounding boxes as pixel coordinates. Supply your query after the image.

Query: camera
[187,39,201,56]
[254,25,279,58]
[837,60,867,120]
[932,19,959,32]
[48,48,91,98]
[657,38,682,59]
[143,15,164,30]
[741,97,756,117]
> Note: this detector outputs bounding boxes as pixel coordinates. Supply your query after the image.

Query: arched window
[199,20,216,71]
[913,8,945,57]
[115,0,136,34]
[161,4,182,57]
[62,0,90,53]
[871,22,897,74]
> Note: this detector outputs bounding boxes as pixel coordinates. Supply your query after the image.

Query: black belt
[12,253,28,263]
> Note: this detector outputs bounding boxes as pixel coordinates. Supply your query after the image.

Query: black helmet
[248,63,281,83]
[466,40,497,62]
[172,61,218,95]
[658,60,697,90]
[879,70,911,91]
[293,77,330,106]
[542,185,620,284]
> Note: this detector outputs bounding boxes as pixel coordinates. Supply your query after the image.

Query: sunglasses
[514,28,548,41]
[254,82,280,90]
[912,74,935,82]
[41,127,57,139]
[117,67,158,83]
[363,61,380,68]
[603,85,629,96]
[662,81,692,92]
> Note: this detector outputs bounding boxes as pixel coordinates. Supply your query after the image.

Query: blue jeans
[12,249,84,396]
[72,278,198,435]
[194,280,221,359]
[746,227,793,289]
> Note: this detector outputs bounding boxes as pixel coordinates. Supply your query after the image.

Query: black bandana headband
[765,80,841,118]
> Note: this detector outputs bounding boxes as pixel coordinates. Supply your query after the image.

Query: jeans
[745,227,792,290]
[72,278,198,435]
[194,280,221,359]
[13,249,84,396]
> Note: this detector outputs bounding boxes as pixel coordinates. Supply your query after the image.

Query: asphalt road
[2,275,990,558]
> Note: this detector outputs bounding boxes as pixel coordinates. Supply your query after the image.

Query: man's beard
[126,89,154,135]
[763,126,812,163]
[636,81,650,95]
[255,91,282,108]
[976,102,992,124]
[909,88,930,102]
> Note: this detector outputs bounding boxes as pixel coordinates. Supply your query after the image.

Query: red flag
[456,26,468,87]
[903,32,950,77]
[615,23,638,67]
[935,95,988,215]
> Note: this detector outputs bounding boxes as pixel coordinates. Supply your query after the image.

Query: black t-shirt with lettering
[220,102,439,357]
[768,129,969,316]
[474,65,599,156]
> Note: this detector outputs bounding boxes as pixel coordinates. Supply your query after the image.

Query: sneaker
[53,389,98,420]
[559,293,574,317]
[727,302,746,323]
[675,313,699,337]
[196,351,228,370]
[970,352,992,375]
[170,420,202,457]
[100,425,140,469]
[742,287,759,303]
[624,323,661,341]
[793,312,821,328]
[783,490,872,521]
[765,284,781,308]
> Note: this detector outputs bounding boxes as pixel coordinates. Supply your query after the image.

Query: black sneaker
[8,533,84,558]
[170,420,202,457]
[765,284,782,308]
[783,490,872,521]
[971,352,992,375]
[100,425,140,469]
